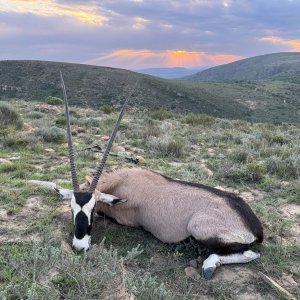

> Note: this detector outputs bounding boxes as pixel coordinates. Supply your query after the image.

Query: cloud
[258,36,300,51]
[0,0,107,25]
[132,17,149,30]
[86,49,242,69]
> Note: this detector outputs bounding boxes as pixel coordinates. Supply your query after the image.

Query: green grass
[0,100,299,299]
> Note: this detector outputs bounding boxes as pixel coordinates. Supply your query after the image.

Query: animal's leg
[202,250,260,279]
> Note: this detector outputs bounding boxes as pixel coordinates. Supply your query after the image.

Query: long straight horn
[60,71,80,192]
[88,98,129,193]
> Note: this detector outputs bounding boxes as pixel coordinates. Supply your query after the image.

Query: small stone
[0,158,12,164]
[38,104,61,113]
[281,181,290,187]
[112,145,126,153]
[184,266,201,280]
[8,156,20,160]
[0,210,9,221]
[200,164,214,176]
[101,135,110,141]
[188,259,198,268]
[61,241,73,254]
[136,155,146,164]
[45,148,55,153]
[132,147,145,155]
[23,123,35,132]
[240,192,254,202]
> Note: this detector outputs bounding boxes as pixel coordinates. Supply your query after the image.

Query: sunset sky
[0,0,299,70]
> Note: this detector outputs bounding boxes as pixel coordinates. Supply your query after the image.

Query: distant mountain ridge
[183,52,300,81]
[136,67,205,79]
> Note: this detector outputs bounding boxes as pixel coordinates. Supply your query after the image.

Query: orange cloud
[0,0,107,25]
[86,49,242,69]
[258,36,300,51]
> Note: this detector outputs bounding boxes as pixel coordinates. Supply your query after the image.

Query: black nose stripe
[74,208,95,239]
[74,211,89,239]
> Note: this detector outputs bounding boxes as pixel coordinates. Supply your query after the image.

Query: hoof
[202,267,216,280]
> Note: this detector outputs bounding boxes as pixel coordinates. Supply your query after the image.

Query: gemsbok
[59,72,263,279]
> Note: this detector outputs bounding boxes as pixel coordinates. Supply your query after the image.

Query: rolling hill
[0,60,251,119]
[0,59,300,123]
[183,52,300,82]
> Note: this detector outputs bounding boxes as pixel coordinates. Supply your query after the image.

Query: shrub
[142,119,161,138]
[271,134,290,145]
[148,109,176,120]
[246,161,267,182]
[229,148,250,163]
[27,111,44,119]
[184,113,215,126]
[101,105,113,114]
[0,102,23,129]
[46,96,63,106]
[35,126,65,143]
[147,136,185,158]
[266,155,300,179]
[217,161,267,183]
[3,132,40,148]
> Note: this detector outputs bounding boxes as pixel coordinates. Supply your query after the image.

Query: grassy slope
[0,100,299,299]
[183,52,300,82]
[1,60,300,123]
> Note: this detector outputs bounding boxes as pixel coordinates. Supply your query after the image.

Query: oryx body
[59,73,263,279]
[85,168,263,278]
[92,168,262,247]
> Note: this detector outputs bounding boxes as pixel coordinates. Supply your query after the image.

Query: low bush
[246,161,267,182]
[3,132,40,148]
[147,109,177,120]
[35,126,65,143]
[0,102,23,129]
[184,113,215,126]
[46,96,63,106]
[147,136,185,158]
[27,111,44,119]
[266,155,300,179]
[101,104,113,114]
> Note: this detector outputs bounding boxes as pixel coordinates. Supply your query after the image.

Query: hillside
[0,60,250,120]
[1,59,300,123]
[183,52,300,82]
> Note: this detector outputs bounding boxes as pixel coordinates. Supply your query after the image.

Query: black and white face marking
[71,191,96,251]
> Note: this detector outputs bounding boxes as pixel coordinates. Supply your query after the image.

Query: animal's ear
[85,176,93,186]
[96,192,127,206]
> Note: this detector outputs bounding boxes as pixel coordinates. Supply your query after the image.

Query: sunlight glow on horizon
[86,49,242,69]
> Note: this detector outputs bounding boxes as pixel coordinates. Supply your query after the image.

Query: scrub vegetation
[0,100,299,299]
